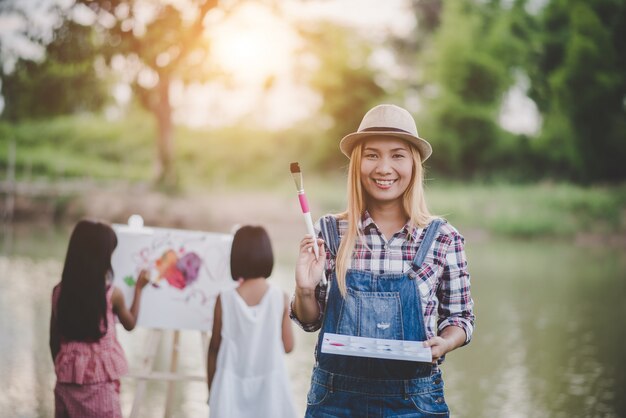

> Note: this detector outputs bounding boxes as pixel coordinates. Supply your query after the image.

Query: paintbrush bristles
[290,162,304,191]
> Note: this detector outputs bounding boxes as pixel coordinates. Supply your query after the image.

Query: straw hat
[339,104,432,161]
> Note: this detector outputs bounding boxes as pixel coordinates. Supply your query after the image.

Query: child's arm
[112,270,149,331]
[282,292,294,353]
[49,309,60,362]
[207,295,222,394]
[49,285,60,362]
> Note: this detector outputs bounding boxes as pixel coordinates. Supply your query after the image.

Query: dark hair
[57,219,118,342]
[230,225,274,280]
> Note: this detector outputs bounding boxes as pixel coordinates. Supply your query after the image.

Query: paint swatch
[321,332,432,363]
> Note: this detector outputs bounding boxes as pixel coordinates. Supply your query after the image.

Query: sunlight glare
[208,3,298,86]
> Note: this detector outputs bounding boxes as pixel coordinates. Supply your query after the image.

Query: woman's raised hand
[295,235,326,291]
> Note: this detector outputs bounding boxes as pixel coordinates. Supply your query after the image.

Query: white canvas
[111,224,236,331]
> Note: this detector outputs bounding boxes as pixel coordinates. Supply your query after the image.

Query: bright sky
[171,0,417,129]
[0,0,540,134]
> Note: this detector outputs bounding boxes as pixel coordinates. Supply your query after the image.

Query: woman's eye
[393,154,406,159]
[364,154,378,159]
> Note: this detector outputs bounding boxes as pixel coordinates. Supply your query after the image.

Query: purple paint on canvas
[176,252,202,285]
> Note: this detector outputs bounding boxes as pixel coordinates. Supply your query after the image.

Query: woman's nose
[375,156,393,174]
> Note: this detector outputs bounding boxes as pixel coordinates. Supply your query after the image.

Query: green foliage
[1,20,108,121]
[409,0,626,183]
[423,0,519,177]
[0,111,333,187]
[425,182,626,238]
[298,22,386,168]
[305,175,626,238]
[67,0,224,187]
[0,112,154,180]
[2,114,624,239]
[2,0,625,185]
[526,0,626,182]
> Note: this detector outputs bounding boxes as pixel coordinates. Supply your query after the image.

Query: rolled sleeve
[289,283,327,332]
[437,231,475,344]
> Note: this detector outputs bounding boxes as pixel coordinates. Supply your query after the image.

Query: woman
[291,104,475,417]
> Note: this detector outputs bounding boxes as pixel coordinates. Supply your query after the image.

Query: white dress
[209,284,297,418]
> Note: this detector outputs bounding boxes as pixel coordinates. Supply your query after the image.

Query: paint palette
[321,333,432,363]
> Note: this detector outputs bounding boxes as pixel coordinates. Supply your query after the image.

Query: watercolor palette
[321,333,432,363]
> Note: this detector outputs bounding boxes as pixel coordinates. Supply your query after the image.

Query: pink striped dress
[52,285,128,418]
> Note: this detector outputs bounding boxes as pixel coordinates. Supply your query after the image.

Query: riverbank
[2,179,625,247]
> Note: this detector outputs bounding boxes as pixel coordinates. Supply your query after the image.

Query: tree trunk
[154,75,176,188]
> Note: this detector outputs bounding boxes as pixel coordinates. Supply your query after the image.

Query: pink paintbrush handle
[297,191,310,213]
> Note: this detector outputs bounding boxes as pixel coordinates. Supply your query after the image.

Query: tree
[421,0,522,177]
[525,0,626,182]
[69,0,222,187]
[297,22,386,167]
[1,19,107,121]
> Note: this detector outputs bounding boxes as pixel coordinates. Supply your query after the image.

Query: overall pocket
[409,389,449,416]
[409,373,449,416]
[337,289,403,339]
[306,381,331,407]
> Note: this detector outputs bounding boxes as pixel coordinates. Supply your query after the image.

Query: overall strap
[319,215,341,257]
[411,218,444,269]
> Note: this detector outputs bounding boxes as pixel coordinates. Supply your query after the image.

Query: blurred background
[0,0,625,417]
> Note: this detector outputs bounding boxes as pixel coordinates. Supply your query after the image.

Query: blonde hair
[334,140,434,296]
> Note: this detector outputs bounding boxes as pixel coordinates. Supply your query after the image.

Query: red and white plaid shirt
[290,211,475,344]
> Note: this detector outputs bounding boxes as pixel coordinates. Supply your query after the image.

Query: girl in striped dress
[49,219,149,418]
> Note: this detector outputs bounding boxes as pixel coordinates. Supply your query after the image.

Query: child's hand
[136,270,150,290]
[295,235,326,290]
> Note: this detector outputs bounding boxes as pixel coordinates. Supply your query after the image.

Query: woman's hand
[423,336,451,363]
[136,269,150,290]
[423,326,467,363]
[295,235,326,291]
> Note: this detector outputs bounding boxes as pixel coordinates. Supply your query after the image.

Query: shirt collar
[360,210,377,232]
[360,210,420,241]
[407,223,421,242]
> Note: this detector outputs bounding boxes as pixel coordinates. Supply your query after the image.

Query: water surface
[1,223,624,417]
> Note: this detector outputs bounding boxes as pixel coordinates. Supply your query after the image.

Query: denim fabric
[305,218,449,417]
[305,367,449,417]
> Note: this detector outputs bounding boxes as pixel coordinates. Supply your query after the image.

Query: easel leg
[129,329,162,418]
[164,330,181,418]
[201,331,209,370]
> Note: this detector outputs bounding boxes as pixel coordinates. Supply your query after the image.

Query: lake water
[1,223,625,417]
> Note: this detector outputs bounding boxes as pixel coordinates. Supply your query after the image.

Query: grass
[1,114,625,239]
[425,182,626,237]
[0,111,319,187]
[302,177,626,239]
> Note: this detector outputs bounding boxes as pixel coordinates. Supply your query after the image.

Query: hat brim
[339,131,432,162]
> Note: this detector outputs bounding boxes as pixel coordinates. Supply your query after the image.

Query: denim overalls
[305,217,450,417]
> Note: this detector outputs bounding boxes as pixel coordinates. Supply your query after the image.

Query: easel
[128,329,210,418]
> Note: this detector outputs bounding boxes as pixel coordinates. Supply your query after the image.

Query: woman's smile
[373,178,397,188]
[374,179,395,188]
[360,137,413,205]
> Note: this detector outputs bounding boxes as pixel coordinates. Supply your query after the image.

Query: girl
[292,104,475,417]
[208,225,297,418]
[49,219,148,418]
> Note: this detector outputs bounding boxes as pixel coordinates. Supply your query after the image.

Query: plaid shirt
[290,211,475,344]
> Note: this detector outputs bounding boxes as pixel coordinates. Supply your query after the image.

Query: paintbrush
[290,162,326,286]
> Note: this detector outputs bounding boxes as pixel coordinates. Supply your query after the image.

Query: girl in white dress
[208,225,297,418]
